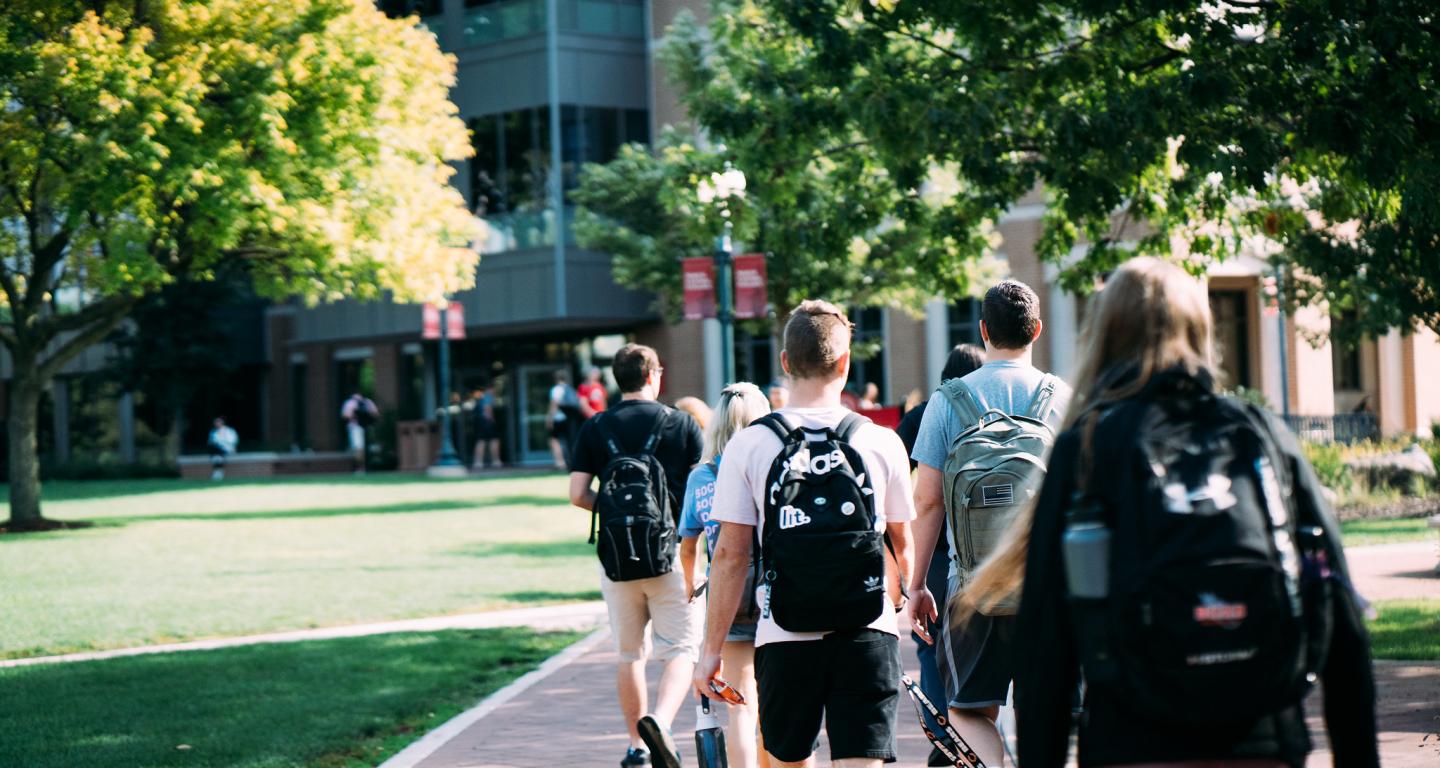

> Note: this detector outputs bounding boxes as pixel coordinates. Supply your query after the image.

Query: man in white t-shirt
[695,300,916,768]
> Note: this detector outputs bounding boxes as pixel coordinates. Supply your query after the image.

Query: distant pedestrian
[678,382,772,768]
[340,392,379,474]
[894,342,985,766]
[859,381,881,409]
[207,417,239,481]
[470,383,502,469]
[696,300,916,768]
[967,257,1381,767]
[579,366,609,419]
[547,371,581,470]
[675,396,712,431]
[908,279,1071,767]
[766,380,789,410]
[569,344,704,768]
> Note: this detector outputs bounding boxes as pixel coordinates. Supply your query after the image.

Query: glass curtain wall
[470,105,647,254]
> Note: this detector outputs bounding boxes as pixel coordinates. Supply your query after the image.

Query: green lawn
[1368,600,1440,661]
[1340,516,1437,546]
[0,628,580,768]
[0,474,597,659]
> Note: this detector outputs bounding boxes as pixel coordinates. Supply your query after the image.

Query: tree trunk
[5,369,46,530]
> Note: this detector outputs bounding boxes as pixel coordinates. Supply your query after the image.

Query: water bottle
[694,696,728,768]
[1063,494,1111,600]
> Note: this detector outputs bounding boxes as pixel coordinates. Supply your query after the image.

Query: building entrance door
[516,365,567,466]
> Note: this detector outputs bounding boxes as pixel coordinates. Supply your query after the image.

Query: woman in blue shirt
[679,382,771,768]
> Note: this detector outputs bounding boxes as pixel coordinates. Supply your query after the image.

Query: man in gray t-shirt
[906,279,1071,767]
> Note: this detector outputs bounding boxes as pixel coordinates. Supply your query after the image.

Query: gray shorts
[939,579,1018,709]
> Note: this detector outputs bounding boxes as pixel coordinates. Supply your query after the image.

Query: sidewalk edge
[378,627,610,768]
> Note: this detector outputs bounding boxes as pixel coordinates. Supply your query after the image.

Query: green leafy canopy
[572,7,1004,327]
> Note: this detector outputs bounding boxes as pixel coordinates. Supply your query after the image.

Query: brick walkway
[395,539,1440,768]
[406,628,942,768]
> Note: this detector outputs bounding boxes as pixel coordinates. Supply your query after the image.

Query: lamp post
[429,301,465,477]
[698,164,746,387]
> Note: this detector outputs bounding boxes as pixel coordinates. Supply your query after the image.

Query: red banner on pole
[682,257,716,320]
[422,301,466,340]
[733,253,768,319]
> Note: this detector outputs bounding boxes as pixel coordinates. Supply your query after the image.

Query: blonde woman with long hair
[678,383,772,768]
[965,257,1379,767]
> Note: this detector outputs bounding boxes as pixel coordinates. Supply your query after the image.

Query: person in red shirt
[578,366,609,419]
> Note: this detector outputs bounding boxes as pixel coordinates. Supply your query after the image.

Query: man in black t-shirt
[569,343,702,768]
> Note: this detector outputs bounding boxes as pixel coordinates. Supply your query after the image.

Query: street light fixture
[697,163,746,387]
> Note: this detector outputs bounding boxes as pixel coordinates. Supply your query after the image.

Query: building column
[1376,330,1406,435]
[1046,278,1079,382]
[702,317,722,405]
[1291,305,1335,416]
[118,392,136,463]
[924,298,948,390]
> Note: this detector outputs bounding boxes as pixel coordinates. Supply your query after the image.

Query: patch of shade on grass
[0,628,580,768]
[1367,600,1440,661]
[1340,516,1436,546]
[0,474,597,658]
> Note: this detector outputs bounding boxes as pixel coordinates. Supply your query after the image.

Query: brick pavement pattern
[414,630,940,768]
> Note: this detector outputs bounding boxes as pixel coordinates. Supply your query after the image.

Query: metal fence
[1283,413,1380,444]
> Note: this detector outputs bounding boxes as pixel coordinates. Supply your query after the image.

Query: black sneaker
[636,715,681,768]
[621,746,650,767]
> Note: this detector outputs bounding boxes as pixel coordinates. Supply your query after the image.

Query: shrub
[1303,441,1354,495]
[39,458,180,481]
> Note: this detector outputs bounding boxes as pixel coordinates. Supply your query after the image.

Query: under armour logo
[1163,473,1238,514]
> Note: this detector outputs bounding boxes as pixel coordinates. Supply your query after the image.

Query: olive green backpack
[940,375,1058,613]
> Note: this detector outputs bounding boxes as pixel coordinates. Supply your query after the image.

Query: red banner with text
[734,253,768,319]
[682,257,717,320]
[422,301,466,340]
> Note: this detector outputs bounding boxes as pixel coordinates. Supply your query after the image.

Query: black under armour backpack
[1071,395,1331,724]
[588,411,676,582]
[757,412,886,633]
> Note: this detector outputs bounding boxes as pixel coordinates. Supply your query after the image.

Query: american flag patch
[981,484,1014,506]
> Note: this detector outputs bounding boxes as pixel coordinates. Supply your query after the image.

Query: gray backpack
[941,374,1059,613]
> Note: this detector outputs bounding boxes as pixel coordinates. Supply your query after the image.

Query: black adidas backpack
[588,411,677,582]
[756,412,886,633]
[1071,395,1331,724]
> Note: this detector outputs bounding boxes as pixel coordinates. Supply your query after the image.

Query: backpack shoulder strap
[592,413,625,459]
[835,412,870,443]
[756,412,795,442]
[1024,373,1061,421]
[939,378,984,427]
[641,409,670,454]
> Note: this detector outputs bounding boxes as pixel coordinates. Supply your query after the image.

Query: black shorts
[754,629,900,763]
[549,420,569,440]
[938,608,1017,709]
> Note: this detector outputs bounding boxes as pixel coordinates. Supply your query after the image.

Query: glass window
[1209,290,1252,390]
[736,328,774,389]
[379,0,443,18]
[948,298,981,347]
[463,0,544,45]
[848,307,887,403]
[1331,312,1363,392]
[556,0,643,37]
[290,363,309,450]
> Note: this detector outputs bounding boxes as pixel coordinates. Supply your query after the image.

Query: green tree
[748,0,1440,335]
[0,0,480,530]
[572,10,1001,331]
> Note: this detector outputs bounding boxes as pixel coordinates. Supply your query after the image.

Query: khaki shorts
[598,566,700,663]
